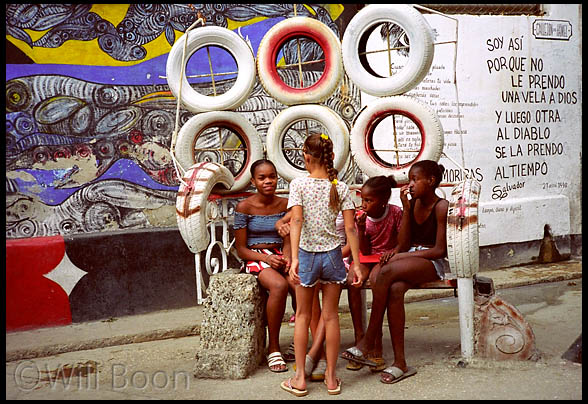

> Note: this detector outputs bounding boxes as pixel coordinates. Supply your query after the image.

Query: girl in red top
[345,175,402,372]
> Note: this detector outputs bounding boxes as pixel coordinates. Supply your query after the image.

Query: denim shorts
[298,247,347,287]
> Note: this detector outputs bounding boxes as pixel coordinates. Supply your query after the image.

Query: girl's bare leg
[289,285,315,391]
[385,281,411,371]
[321,282,342,390]
[347,263,370,344]
[355,258,438,356]
[258,268,289,368]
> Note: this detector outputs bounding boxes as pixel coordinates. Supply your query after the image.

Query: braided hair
[303,133,340,211]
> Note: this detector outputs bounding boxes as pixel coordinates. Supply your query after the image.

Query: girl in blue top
[234,159,296,373]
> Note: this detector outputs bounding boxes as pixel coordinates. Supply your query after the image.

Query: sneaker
[288,315,296,326]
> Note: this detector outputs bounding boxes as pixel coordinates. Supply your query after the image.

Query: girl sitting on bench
[341,160,449,384]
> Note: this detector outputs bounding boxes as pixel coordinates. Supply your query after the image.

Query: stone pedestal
[474,294,538,361]
[193,272,266,379]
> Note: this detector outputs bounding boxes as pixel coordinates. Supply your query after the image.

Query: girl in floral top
[280,133,363,397]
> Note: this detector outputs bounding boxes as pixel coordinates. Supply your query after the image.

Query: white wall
[363,4,581,247]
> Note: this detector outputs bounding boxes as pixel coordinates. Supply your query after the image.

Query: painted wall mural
[6,3,363,240]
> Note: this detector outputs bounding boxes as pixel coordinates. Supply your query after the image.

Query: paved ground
[5,259,582,400]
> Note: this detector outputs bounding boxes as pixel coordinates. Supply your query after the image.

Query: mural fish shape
[6,179,177,239]
[6,3,343,62]
[6,69,360,189]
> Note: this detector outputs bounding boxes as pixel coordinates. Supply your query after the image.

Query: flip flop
[324,377,342,395]
[340,346,378,367]
[283,342,296,362]
[346,360,364,371]
[311,359,326,381]
[368,356,387,373]
[267,351,288,373]
[280,378,308,397]
[380,366,417,384]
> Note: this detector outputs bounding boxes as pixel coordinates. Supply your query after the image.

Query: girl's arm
[342,208,364,286]
[275,210,292,238]
[234,227,284,268]
[341,242,351,258]
[288,205,303,283]
[396,185,412,253]
[356,211,371,255]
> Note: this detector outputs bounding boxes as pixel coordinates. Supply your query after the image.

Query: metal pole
[457,277,475,358]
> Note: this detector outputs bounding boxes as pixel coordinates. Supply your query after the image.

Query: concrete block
[194,272,266,379]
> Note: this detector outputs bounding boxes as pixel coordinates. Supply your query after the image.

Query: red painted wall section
[6,235,72,331]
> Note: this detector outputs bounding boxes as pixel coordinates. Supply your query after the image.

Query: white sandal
[267,351,288,373]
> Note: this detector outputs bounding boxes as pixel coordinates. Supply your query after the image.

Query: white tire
[350,95,443,184]
[446,179,481,278]
[266,104,349,182]
[176,162,235,253]
[257,17,343,105]
[175,111,263,193]
[342,4,434,96]
[166,26,256,112]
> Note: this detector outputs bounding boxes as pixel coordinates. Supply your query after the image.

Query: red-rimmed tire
[446,178,481,278]
[257,16,343,105]
[342,4,434,96]
[176,162,235,253]
[175,111,263,193]
[350,95,443,184]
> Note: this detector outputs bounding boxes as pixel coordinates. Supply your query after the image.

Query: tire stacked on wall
[342,4,442,185]
[256,16,350,181]
[166,26,262,253]
[342,5,480,277]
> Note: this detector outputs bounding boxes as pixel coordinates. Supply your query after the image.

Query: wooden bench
[350,253,493,359]
[354,252,458,292]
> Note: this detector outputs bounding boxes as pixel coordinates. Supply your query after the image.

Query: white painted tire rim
[175,111,263,193]
[166,26,256,112]
[342,4,434,96]
[350,95,443,184]
[176,162,235,253]
[266,104,349,182]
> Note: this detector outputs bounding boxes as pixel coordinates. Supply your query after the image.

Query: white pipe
[457,277,475,359]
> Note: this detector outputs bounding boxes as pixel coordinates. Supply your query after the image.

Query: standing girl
[341,160,449,385]
[234,159,297,373]
[280,133,363,397]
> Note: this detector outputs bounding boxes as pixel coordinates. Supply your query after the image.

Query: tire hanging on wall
[342,4,434,96]
[446,178,481,278]
[176,162,235,254]
[166,26,256,112]
[175,111,263,193]
[350,95,443,184]
[266,104,349,183]
[257,16,343,105]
